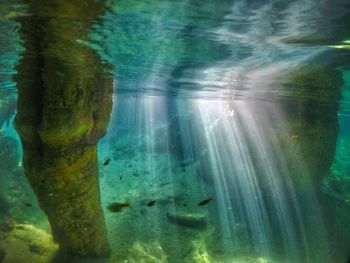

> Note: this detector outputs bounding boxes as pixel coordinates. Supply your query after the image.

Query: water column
[14,0,112,257]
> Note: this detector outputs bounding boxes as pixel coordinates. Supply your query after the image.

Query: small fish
[11,25,19,32]
[132,172,140,177]
[159,181,171,187]
[103,158,110,166]
[107,202,131,213]
[140,210,146,215]
[147,200,156,207]
[182,202,188,207]
[120,175,123,180]
[198,197,213,206]
[23,202,32,207]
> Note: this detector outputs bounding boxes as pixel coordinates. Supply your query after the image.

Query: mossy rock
[281,64,343,190]
[13,0,112,256]
[286,64,343,104]
[0,224,58,263]
[127,242,167,263]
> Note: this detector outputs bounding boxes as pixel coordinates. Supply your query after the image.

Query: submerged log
[14,0,112,257]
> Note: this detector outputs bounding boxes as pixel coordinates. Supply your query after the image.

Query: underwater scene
[0,0,350,262]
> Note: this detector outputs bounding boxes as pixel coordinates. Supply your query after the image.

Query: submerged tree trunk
[14,0,112,257]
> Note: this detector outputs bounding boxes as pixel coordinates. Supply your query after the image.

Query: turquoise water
[0,0,350,262]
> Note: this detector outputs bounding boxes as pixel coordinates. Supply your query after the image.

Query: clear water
[0,0,350,262]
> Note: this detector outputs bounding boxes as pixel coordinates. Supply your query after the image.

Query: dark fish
[103,158,110,166]
[159,181,171,187]
[182,202,188,207]
[132,172,140,177]
[11,25,19,32]
[140,210,146,215]
[147,200,156,207]
[107,202,131,213]
[120,175,123,180]
[23,202,32,207]
[197,197,213,206]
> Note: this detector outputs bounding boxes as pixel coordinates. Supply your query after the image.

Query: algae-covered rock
[282,64,343,190]
[166,211,207,229]
[127,242,167,263]
[188,236,212,263]
[257,257,269,263]
[0,224,58,263]
[14,0,112,257]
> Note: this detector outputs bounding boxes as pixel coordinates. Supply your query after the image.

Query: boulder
[127,242,167,263]
[0,224,58,263]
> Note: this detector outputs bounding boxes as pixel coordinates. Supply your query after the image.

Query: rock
[284,64,343,191]
[166,211,207,229]
[189,237,212,263]
[14,0,113,256]
[127,242,167,263]
[29,243,45,255]
[257,257,269,263]
[0,224,58,263]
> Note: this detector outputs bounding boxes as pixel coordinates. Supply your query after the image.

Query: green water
[0,0,350,262]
